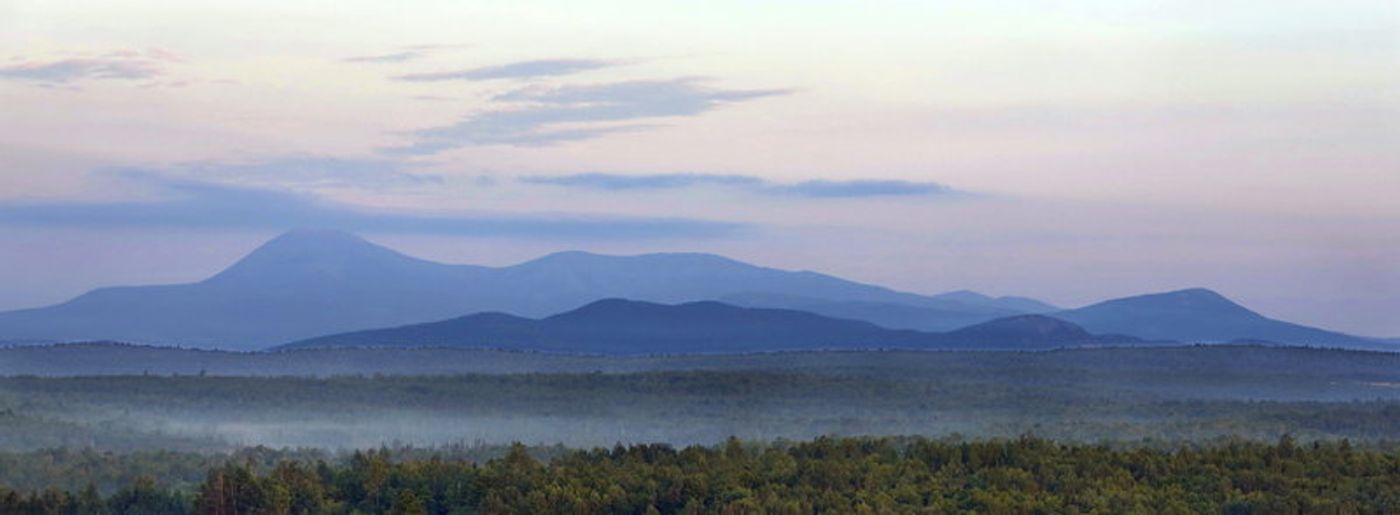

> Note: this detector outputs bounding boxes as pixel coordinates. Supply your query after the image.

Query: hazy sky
[1,1,1397,335]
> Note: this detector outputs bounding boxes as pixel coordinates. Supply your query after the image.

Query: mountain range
[716,292,1052,332]
[0,229,1387,352]
[0,230,1054,349]
[277,299,1134,354]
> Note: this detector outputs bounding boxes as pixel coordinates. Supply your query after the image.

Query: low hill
[278,299,1133,354]
[717,293,1027,332]
[1056,288,1380,348]
[947,314,1109,347]
[280,299,923,353]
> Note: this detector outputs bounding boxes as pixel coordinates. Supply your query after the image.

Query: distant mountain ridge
[278,298,1136,354]
[0,230,491,349]
[930,290,1059,314]
[1054,288,1378,348]
[718,292,1034,332]
[0,230,1053,349]
[0,229,1385,352]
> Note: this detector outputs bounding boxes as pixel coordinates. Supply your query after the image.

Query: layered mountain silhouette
[0,229,1052,349]
[944,314,1140,348]
[1055,288,1378,348]
[278,299,1134,354]
[0,229,1383,352]
[0,230,492,349]
[717,292,1052,331]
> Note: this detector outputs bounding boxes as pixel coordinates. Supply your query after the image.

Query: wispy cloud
[343,44,468,64]
[772,179,951,198]
[493,78,786,105]
[344,51,423,63]
[0,56,163,83]
[386,78,791,154]
[394,58,615,81]
[522,173,765,190]
[522,173,954,199]
[0,175,744,239]
[164,155,442,188]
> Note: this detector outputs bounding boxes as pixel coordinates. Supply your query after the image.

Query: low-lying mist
[4,354,1400,452]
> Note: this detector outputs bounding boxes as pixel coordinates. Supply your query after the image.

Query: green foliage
[2,436,1398,514]
[0,444,572,496]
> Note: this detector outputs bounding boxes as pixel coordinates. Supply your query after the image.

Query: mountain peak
[934,289,995,303]
[1169,287,1227,298]
[565,297,654,313]
[949,314,1093,340]
[1053,287,1372,345]
[532,250,603,261]
[549,298,738,320]
[1119,288,1251,313]
[204,229,439,284]
[269,227,366,244]
[239,228,381,257]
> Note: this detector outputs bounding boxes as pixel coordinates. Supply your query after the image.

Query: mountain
[472,251,1046,319]
[944,314,1145,349]
[1055,288,1378,348]
[946,314,1125,348]
[926,290,1060,314]
[280,299,918,353]
[0,229,1055,349]
[2,230,1374,351]
[0,230,495,349]
[278,299,1133,354]
[717,293,1024,332]
[716,289,1062,332]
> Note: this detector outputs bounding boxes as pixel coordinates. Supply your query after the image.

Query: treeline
[0,443,573,496]
[3,436,1399,514]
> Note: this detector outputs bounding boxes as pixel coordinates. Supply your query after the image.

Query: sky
[1,0,1397,335]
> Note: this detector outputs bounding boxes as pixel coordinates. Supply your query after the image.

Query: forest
[4,347,1400,512]
[3,436,1400,514]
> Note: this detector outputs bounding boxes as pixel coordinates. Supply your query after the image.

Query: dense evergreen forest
[3,436,1399,514]
[4,347,1400,512]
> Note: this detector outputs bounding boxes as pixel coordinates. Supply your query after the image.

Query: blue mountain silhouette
[0,230,1050,349]
[277,299,1132,354]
